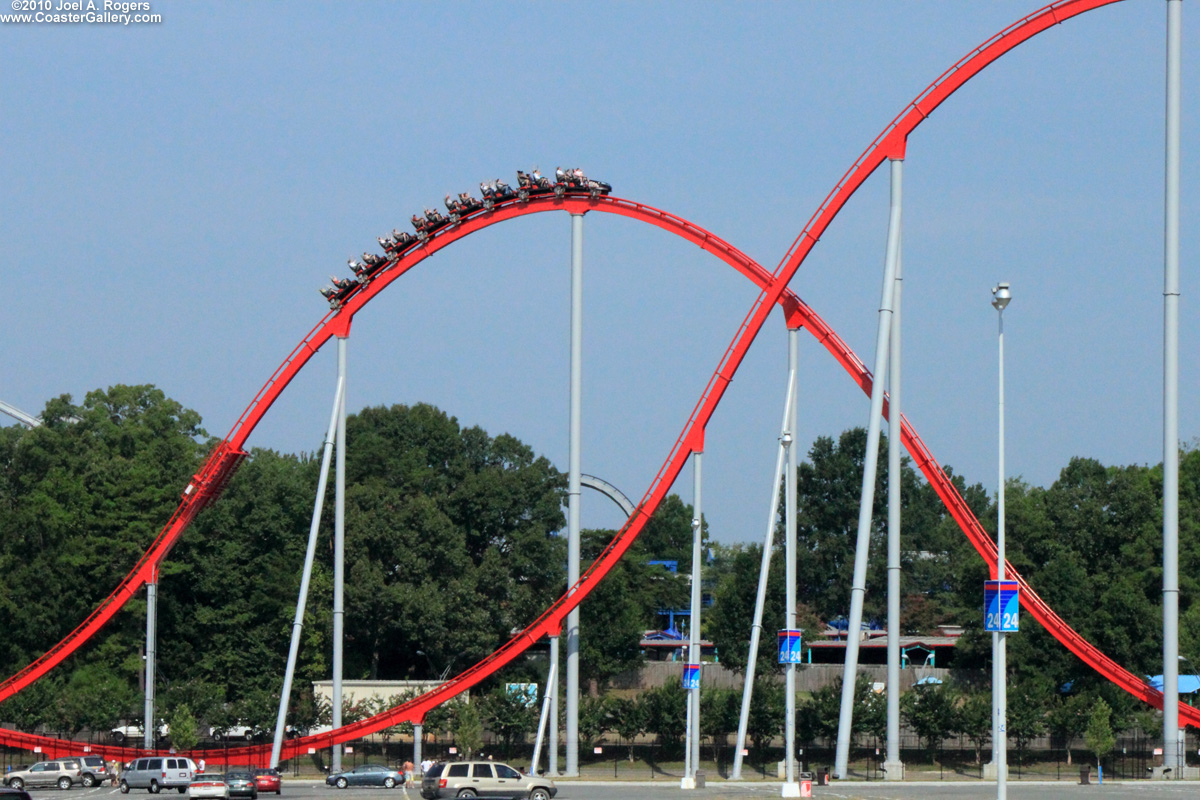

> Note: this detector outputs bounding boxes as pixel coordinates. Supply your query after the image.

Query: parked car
[0,785,34,800]
[4,760,84,791]
[188,775,229,800]
[111,723,170,745]
[284,724,333,739]
[420,762,555,800]
[75,755,111,788]
[221,772,256,800]
[120,756,196,794]
[208,724,256,742]
[251,768,280,795]
[324,764,404,789]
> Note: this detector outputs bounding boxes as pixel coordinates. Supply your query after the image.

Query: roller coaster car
[327,275,358,303]
[412,212,448,242]
[386,229,416,254]
[480,180,514,210]
[553,167,588,197]
[586,178,613,198]
[516,170,554,201]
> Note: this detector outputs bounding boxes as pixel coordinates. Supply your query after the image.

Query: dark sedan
[224,772,258,800]
[324,765,404,789]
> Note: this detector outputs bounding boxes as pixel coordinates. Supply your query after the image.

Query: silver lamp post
[991,282,1011,800]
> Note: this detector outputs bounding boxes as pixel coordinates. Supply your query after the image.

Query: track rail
[2,0,1185,764]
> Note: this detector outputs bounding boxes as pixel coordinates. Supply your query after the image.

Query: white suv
[111,723,170,745]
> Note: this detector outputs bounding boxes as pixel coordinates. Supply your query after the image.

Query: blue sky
[1,1,1196,544]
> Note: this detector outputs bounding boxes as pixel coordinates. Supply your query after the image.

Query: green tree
[1006,679,1049,765]
[1084,699,1116,769]
[166,704,200,752]
[452,700,484,760]
[576,695,611,751]
[0,386,208,683]
[747,679,783,761]
[700,687,740,765]
[901,683,957,761]
[479,688,538,758]
[337,404,566,682]
[955,692,992,765]
[642,681,687,748]
[1047,692,1092,765]
[609,697,647,761]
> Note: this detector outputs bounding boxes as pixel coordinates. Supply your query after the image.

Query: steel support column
[332,336,348,773]
[531,649,559,777]
[994,295,1009,799]
[548,635,560,776]
[565,212,584,777]
[683,451,704,789]
[271,373,345,767]
[143,567,158,751]
[783,328,799,797]
[835,157,903,779]
[884,241,904,781]
[413,723,423,773]
[1162,0,1183,776]
[731,366,797,781]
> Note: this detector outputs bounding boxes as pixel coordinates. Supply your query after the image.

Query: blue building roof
[1147,674,1200,693]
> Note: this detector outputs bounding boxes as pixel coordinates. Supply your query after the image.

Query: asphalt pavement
[16,779,1200,800]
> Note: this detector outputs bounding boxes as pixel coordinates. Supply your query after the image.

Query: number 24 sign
[984,580,1019,632]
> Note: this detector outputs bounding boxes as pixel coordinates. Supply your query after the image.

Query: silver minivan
[120,757,196,794]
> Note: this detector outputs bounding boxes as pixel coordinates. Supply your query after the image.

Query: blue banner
[682,664,700,690]
[984,580,1019,632]
[777,629,803,664]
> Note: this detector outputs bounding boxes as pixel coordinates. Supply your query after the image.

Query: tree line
[1,385,1198,752]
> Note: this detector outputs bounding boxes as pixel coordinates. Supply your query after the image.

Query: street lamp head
[991,282,1012,311]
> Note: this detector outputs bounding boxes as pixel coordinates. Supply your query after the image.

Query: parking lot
[14,779,1200,800]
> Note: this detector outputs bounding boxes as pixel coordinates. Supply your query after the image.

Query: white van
[120,757,196,794]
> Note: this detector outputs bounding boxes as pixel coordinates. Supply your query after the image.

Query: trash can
[798,772,814,798]
[694,770,706,789]
[818,767,830,785]
[1080,765,1091,785]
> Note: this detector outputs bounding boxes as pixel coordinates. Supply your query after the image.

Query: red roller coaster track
[2,0,1187,764]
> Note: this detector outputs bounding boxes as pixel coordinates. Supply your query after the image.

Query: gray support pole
[685,452,704,786]
[1163,0,1183,777]
[995,300,1008,799]
[271,374,346,767]
[731,373,796,780]
[834,157,903,779]
[684,679,694,785]
[144,567,157,751]
[531,652,559,776]
[332,336,348,773]
[784,328,799,795]
[884,242,904,781]
[413,723,423,773]
[565,212,584,777]
[548,635,560,776]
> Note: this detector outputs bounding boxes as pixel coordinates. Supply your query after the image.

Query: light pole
[991,282,1011,800]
